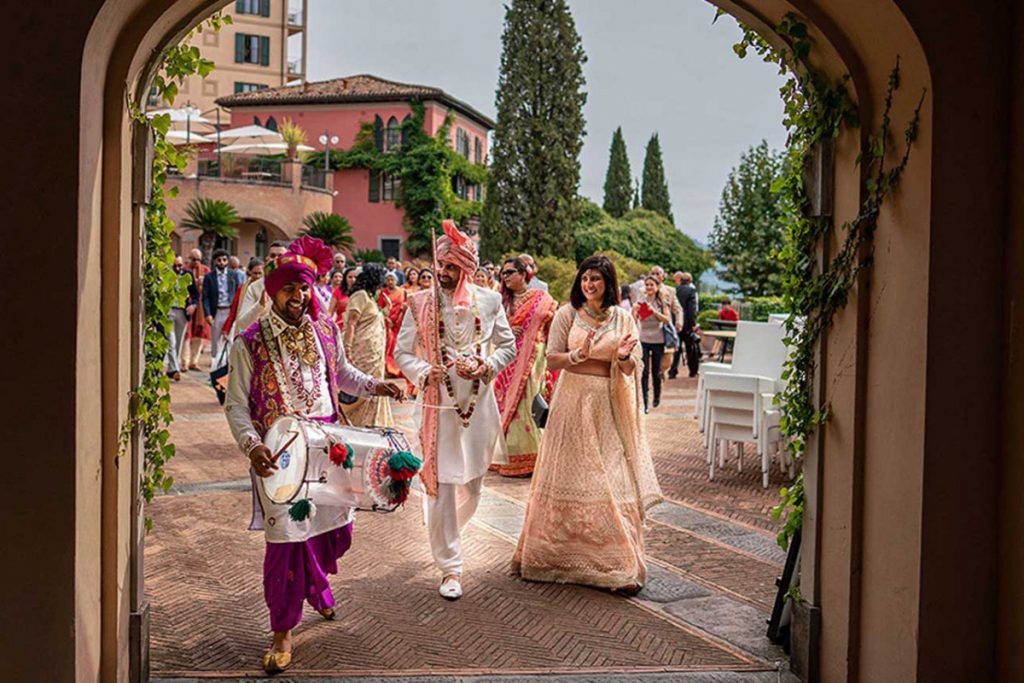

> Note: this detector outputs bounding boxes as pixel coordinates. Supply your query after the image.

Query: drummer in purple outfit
[224,235,404,674]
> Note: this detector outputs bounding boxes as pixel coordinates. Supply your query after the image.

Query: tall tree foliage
[708,140,786,297]
[481,0,587,260]
[602,127,632,217]
[641,133,674,225]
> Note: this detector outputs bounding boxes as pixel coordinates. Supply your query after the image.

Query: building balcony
[287,11,304,34]
[166,158,334,258]
[287,59,304,78]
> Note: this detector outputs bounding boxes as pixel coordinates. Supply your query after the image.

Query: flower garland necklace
[437,290,483,428]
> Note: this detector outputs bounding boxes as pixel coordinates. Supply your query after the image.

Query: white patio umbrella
[147,106,211,126]
[217,141,314,155]
[213,124,283,146]
[165,130,213,145]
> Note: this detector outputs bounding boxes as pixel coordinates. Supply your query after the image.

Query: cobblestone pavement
[147,360,794,680]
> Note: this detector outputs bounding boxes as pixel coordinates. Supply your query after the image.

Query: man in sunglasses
[165,254,199,381]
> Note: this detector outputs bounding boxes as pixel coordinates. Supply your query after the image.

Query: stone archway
[13,0,1010,681]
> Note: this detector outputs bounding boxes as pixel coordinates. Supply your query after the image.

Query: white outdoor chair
[697,321,788,433]
[704,374,778,485]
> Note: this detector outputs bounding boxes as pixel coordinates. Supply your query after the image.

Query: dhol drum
[260,416,418,514]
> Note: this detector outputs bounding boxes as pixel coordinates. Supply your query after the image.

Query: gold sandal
[261,650,292,674]
[318,607,335,620]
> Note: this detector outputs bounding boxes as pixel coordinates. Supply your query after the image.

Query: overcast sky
[302,0,787,242]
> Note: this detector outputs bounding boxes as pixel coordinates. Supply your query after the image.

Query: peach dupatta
[493,289,558,433]
[408,289,441,497]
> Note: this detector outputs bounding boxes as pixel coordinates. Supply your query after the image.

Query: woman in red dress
[328,266,358,330]
[380,271,407,378]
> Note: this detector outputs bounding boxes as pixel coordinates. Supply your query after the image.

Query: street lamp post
[319,132,339,173]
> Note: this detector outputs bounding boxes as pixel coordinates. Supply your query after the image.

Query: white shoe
[439,576,463,600]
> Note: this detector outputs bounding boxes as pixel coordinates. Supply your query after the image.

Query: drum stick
[271,432,300,464]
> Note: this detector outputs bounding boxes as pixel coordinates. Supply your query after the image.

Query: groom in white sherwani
[396,220,516,600]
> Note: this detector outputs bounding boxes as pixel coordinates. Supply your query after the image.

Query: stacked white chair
[698,321,791,488]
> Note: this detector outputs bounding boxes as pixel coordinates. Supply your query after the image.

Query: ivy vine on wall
[308,101,489,256]
[727,12,924,548]
[121,13,231,529]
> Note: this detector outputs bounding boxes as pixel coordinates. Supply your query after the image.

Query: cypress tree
[480,0,587,260]
[641,133,674,225]
[602,127,632,217]
[632,177,641,210]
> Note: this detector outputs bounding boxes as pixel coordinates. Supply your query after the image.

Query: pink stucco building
[216,74,493,259]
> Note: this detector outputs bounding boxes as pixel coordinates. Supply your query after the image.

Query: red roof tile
[216,74,494,129]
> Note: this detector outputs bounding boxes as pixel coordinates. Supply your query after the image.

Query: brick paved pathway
[147,363,794,680]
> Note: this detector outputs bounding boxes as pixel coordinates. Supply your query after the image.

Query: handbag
[662,321,680,348]
[531,393,549,429]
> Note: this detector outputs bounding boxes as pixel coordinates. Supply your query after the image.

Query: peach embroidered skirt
[512,372,647,589]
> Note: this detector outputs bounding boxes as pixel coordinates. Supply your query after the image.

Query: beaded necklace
[436,290,483,428]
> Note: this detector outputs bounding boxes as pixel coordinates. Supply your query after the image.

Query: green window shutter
[259,36,270,66]
[373,115,384,151]
[234,82,243,94]
[261,0,270,16]
[235,33,245,63]
[368,170,380,202]
[236,0,244,12]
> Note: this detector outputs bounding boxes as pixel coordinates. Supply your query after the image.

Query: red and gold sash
[493,289,558,433]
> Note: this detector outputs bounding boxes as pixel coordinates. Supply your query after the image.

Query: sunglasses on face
[501,270,521,277]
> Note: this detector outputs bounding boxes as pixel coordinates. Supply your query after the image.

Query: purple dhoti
[263,523,353,632]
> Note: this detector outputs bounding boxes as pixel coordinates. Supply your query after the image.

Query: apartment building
[148,0,308,120]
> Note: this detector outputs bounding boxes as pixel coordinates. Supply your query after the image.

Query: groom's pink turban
[436,219,478,309]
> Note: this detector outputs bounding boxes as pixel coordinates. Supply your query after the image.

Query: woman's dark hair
[350,263,387,297]
[337,266,358,296]
[247,257,264,271]
[620,284,632,302]
[418,268,434,280]
[570,255,620,310]
[500,256,530,309]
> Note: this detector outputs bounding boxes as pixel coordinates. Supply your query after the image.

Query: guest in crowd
[513,255,662,591]
[332,251,347,272]
[166,255,198,381]
[342,263,393,427]
[314,269,333,313]
[669,271,700,378]
[228,255,246,284]
[633,275,672,413]
[518,253,549,292]
[386,257,405,285]
[619,284,633,313]
[183,248,210,370]
[718,297,739,322]
[649,266,683,377]
[224,257,264,340]
[473,267,491,289]
[492,257,558,477]
[380,271,407,378]
[328,266,358,330]
[329,268,345,293]
[417,268,434,289]
[403,266,420,293]
[201,248,240,365]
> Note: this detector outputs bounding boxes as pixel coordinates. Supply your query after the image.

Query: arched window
[373,115,384,151]
[401,114,411,148]
[474,137,482,164]
[253,115,262,126]
[265,116,278,132]
[386,116,400,151]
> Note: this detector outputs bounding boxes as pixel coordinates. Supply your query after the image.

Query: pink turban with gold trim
[436,219,478,309]
[264,235,333,320]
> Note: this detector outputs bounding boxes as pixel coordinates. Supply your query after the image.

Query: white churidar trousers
[427,476,483,576]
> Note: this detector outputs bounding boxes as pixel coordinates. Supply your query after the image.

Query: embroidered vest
[239,315,341,438]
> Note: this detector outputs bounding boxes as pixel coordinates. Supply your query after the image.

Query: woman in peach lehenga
[512,255,663,591]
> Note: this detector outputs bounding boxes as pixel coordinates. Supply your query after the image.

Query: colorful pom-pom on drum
[329,442,355,469]
[387,450,422,482]
[288,498,315,522]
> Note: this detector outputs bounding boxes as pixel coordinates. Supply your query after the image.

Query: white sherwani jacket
[395,285,516,484]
